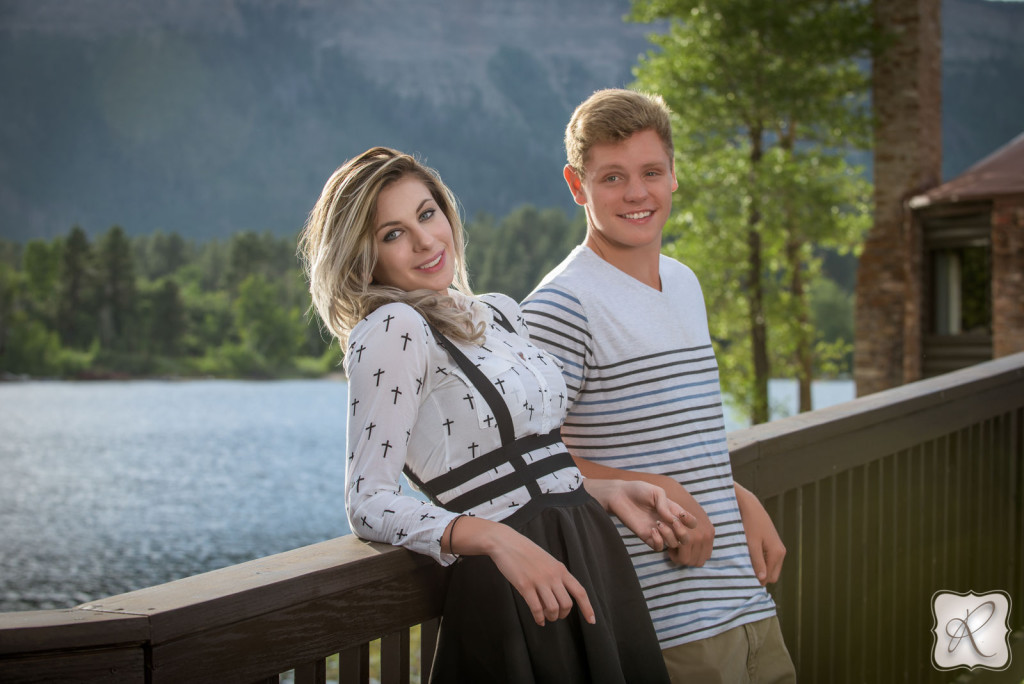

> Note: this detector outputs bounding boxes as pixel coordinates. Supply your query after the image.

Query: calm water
[0,379,351,612]
[0,377,853,613]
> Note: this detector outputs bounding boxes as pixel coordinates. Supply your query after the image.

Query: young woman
[299,147,694,683]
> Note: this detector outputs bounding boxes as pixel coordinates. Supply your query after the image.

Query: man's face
[564,129,677,253]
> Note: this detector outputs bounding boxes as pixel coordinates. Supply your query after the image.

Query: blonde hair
[565,89,674,178]
[298,147,483,347]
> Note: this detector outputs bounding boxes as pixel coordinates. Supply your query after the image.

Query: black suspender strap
[401,322,561,509]
[427,323,516,445]
[484,300,516,334]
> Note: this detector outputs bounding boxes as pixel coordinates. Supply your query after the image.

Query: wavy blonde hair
[298,147,483,347]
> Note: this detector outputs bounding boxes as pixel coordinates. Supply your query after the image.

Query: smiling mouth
[621,210,654,220]
[418,250,444,270]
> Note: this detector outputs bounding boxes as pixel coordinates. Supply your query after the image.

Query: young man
[521,89,796,683]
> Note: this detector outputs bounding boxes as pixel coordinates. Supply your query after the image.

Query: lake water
[0,377,853,613]
[0,379,351,612]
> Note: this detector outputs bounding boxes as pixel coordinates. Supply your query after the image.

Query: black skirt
[428,489,670,684]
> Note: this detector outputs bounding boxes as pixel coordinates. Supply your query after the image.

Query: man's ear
[670,158,679,192]
[563,165,587,206]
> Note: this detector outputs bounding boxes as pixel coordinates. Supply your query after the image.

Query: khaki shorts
[662,616,796,684]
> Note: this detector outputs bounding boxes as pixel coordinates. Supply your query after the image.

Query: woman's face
[371,175,455,294]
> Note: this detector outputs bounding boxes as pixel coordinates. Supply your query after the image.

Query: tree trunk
[748,127,770,424]
[781,128,813,413]
[786,239,814,412]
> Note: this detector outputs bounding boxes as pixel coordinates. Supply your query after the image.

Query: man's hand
[735,483,785,585]
[585,479,697,551]
[571,453,715,567]
[658,476,715,567]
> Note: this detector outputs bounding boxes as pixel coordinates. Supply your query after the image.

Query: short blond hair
[298,147,481,346]
[565,89,674,177]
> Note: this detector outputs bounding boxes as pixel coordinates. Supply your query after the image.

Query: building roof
[910,131,1024,208]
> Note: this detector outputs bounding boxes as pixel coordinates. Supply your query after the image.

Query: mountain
[0,0,1021,242]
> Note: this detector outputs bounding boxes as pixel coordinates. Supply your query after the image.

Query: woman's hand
[444,515,595,627]
[584,479,697,552]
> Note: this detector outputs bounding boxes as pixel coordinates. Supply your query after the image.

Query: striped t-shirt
[521,246,776,649]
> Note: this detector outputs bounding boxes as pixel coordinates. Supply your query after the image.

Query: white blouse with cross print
[343,291,582,566]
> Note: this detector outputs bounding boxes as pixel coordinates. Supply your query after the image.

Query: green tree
[630,0,876,422]
[810,276,854,376]
[233,274,305,369]
[136,230,191,280]
[22,238,62,324]
[466,206,586,302]
[140,278,187,357]
[96,225,138,352]
[57,226,99,349]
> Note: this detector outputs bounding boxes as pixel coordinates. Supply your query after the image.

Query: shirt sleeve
[344,304,461,565]
[520,285,591,411]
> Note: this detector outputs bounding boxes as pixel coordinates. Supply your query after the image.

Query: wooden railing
[731,351,1024,683]
[2,352,1022,683]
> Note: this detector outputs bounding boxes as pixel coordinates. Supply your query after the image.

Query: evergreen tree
[137,230,191,280]
[466,206,585,301]
[96,225,138,352]
[142,278,187,357]
[22,238,62,325]
[57,226,99,349]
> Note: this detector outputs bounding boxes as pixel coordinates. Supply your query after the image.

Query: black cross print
[381,440,393,457]
[463,394,475,410]
[353,344,366,362]
[396,529,408,540]
[355,475,365,492]
[468,442,479,458]
[443,418,454,435]
[495,378,506,394]
[484,414,495,428]
[383,314,394,331]
[351,398,359,415]
[401,333,411,350]
[373,368,385,386]
[361,516,373,530]
[436,366,448,377]
[391,386,402,404]
[415,377,423,394]
[365,422,377,438]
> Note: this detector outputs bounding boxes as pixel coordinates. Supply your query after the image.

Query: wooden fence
[2,351,1022,683]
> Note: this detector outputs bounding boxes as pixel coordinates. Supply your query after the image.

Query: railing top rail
[0,535,446,654]
[728,351,1024,497]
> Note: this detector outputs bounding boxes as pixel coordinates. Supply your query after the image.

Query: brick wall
[992,198,1024,357]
